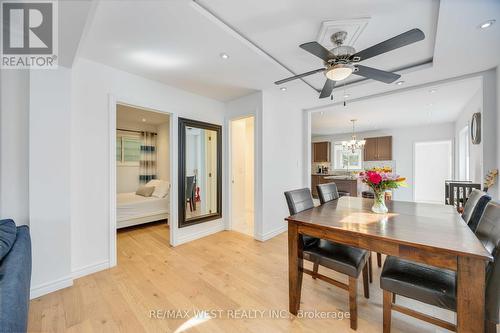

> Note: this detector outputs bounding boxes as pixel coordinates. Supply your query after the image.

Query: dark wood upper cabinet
[312,142,331,162]
[363,136,392,161]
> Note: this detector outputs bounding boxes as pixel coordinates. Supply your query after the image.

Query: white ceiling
[78,0,500,107]
[311,77,482,135]
[199,0,439,89]
[117,104,169,125]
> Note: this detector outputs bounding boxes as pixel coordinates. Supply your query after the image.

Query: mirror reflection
[185,127,218,220]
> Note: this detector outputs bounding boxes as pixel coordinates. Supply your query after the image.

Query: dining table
[285,196,493,333]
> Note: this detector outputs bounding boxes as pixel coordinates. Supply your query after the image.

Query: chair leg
[485,320,497,333]
[383,290,392,333]
[368,254,373,283]
[392,293,396,304]
[377,253,382,267]
[362,263,369,299]
[348,276,358,330]
[312,261,319,279]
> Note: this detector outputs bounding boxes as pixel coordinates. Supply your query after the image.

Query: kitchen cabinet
[363,136,392,161]
[312,142,331,162]
[311,175,358,198]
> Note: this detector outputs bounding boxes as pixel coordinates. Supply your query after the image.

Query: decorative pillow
[0,219,17,261]
[136,186,155,197]
[152,180,170,198]
[146,179,162,188]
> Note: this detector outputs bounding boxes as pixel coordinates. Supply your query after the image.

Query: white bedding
[117,192,169,222]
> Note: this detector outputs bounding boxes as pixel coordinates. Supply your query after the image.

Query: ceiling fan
[275,28,425,99]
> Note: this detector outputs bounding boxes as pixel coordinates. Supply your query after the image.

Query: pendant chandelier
[342,119,366,153]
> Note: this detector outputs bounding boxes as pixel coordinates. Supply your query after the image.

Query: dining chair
[285,188,370,330]
[461,189,491,232]
[186,176,195,212]
[379,200,500,333]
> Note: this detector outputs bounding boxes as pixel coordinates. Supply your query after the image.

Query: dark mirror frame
[178,117,222,228]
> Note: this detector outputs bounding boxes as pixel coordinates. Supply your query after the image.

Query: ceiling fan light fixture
[325,64,353,81]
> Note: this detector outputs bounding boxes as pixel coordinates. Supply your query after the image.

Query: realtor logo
[1,1,58,68]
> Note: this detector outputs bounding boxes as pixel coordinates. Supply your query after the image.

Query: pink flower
[367,171,382,185]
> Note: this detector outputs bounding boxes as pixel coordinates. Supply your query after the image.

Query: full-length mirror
[178,118,222,227]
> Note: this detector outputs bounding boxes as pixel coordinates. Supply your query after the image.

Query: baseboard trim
[30,275,73,299]
[72,260,110,280]
[256,224,287,242]
[175,224,225,246]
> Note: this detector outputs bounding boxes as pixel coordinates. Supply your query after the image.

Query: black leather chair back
[317,182,340,205]
[462,189,491,232]
[284,188,318,248]
[284,188,314,215]
[474,201,500,323]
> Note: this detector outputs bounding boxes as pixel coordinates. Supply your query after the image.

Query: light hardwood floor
[29,222,460,333]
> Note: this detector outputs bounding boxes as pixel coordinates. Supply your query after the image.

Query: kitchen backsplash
[363,160,396,172]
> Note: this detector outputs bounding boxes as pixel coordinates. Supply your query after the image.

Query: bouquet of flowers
[359,169,407,213]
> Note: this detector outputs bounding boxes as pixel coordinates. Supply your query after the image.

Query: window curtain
[139,131,157,183]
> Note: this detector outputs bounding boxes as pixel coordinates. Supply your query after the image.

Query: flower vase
[372,191,388,214]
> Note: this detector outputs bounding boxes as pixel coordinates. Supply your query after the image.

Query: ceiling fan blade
[319,79,335,99]
[300,42,335,62]
[354,65,401,83]
[274,68,325,85]
[351,28,425,62]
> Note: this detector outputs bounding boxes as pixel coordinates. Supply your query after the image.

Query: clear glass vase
[372,191,388,214]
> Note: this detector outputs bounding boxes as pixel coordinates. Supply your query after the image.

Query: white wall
[260,91,305,239]
[498,67,500,200]
[313,122,456,202]
[157,120,170,183]
[71,58,226,278]
[0,70,30,225]
[454,88,483,183]
[29,67,73,297]
[481,70,498,198]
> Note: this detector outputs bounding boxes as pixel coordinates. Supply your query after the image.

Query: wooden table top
[286,196,492,261]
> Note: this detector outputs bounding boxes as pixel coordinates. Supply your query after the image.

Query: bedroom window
[332,142,363,170]
[116,135,141,166]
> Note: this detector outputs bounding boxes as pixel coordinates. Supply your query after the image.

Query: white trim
[30,276,73,299]
[108,95,117,268]
[175,223,225,245]
[108,96,174,269]
[255,224,287,242]
[72,260,110,280]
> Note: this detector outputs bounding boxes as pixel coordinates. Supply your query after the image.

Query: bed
[117,192,169,229]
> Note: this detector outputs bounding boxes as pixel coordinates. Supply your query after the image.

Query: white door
[230,116,254,236]
[414,140,452,204]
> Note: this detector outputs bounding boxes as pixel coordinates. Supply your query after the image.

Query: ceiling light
[343,93,350,98]
[220,53,229,60]
[429,89,437,94]
[142,118,147,122]
[130,51,185,68]
[320,111,324,116]
[325,64,354,81]
[479,19,496,29]
[428,103,434,107]
[395,80,405,86]
[280,87,287,91]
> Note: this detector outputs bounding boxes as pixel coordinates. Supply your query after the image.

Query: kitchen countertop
[312,174,358,180]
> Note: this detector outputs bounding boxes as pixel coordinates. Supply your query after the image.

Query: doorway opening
[114,103,171,239]
[414,140,452,204]
[230,116,255,237]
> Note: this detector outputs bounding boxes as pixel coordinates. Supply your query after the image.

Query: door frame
[108,95,174,267]
[413,139,453,203]
[228,114,256,237]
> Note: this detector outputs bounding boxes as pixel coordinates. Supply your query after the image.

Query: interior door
[414,140,452,204]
